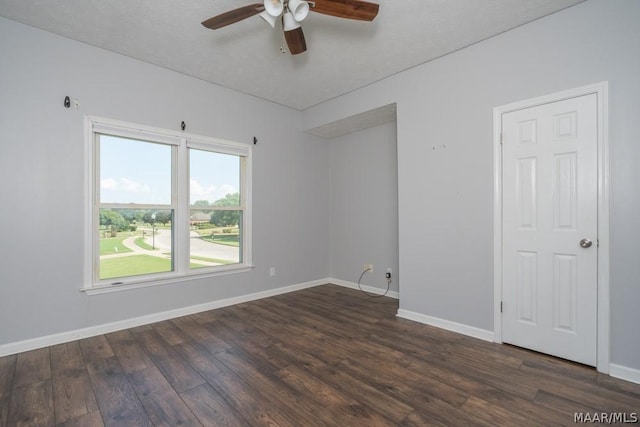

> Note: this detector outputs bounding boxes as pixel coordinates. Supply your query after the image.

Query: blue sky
[100,135,239,205]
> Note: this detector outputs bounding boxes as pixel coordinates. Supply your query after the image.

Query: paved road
[101,228,239,266]
[149,229,239,261]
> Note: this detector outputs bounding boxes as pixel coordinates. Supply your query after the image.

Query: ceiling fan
[202,0,380,55]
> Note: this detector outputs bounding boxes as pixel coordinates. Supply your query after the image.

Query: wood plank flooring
[1,284,639,426]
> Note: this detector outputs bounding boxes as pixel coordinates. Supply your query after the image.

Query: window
[85,117,252,291]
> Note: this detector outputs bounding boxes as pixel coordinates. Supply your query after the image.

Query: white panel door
[502,94,598,366]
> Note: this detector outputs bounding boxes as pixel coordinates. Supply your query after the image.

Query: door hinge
[500,134,503,145]
[500,301,503,313]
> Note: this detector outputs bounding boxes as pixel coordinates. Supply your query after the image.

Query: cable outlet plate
[364,264,373,272]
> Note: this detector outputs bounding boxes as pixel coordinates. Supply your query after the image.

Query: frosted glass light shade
[259,11,278,28]
[264,0,284,17]
[288,0,309,21]
[282,11,300,31]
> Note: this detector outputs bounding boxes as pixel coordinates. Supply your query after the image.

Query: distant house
[189,212,211,225]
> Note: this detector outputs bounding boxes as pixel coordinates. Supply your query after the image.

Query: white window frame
[83,116,253,294]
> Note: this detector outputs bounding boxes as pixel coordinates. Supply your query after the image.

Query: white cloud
[101,177,151,194]
[190,179,237,203]
[219,184,237,195]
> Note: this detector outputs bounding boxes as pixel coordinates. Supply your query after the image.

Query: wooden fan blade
[310,0,379,21]
[284,27,307,55]
[202,3,265,30]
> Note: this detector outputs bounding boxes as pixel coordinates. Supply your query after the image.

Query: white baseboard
[396,308,494,342]
[609,363,640,385]
[0,278,326,357]
[329,278,399,299]
[396,311,640,385]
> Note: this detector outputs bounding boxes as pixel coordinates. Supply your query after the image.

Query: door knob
[579,238,593,248]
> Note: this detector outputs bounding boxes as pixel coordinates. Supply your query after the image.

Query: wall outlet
[269,267,276,277]
[364,264,373,272]
[386,267,392,275]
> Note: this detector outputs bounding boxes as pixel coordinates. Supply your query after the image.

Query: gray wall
[303,0,640,370]
[0,17,330,346]
[329,122,399,293]
[2,0,638,373]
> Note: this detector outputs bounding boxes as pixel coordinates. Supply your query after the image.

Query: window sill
[81,264,255,295]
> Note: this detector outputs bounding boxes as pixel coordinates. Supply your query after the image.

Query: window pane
[98,208,173,280]
[189,210,241,268]
[189,149,240,206]
[100,135,172,205]
[189,149,242,269]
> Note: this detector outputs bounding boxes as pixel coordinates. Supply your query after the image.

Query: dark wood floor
[1,284,639,426]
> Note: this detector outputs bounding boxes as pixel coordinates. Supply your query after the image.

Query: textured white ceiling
[0,0,584,110]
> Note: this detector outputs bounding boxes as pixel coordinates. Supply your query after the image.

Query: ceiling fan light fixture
[264,0,284,17]
[259,11,278,28]
[282,11,300,31]
[288,0,310,22]
[201,0,379,55]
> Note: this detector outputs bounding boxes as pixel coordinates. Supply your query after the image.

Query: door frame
[492,82,610,373]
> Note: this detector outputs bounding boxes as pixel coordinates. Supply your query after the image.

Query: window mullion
[173,140,189,274]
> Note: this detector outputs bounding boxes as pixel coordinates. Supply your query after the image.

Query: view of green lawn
[98,228,239,280]
[100,254,218,278]
[98,230,159,256]
[99,236,133,255]
[200,233,239,247]
[100,254,171,279]
[134,237,154,250]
